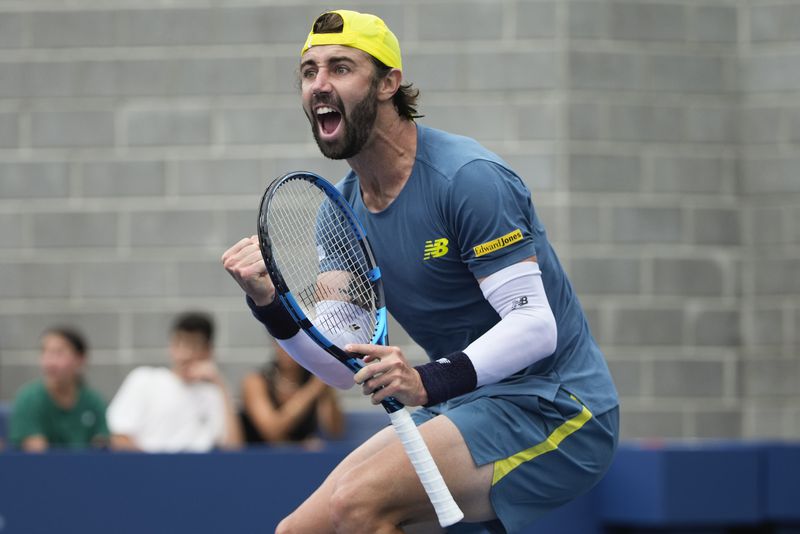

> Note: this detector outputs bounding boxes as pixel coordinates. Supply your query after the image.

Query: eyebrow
[300,55,358,70]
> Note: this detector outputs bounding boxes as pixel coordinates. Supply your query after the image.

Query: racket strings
[266,180,377,343]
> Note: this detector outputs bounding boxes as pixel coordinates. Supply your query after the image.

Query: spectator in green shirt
[9,326,109,451]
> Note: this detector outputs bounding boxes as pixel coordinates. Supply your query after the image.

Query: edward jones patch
[473,229,523,257]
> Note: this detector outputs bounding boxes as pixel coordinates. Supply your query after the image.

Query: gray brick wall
[740,2,800,439]
[0,0,798,439]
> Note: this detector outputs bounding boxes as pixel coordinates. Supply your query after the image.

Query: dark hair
[370,57,423,120]
[311,11,343,33]
[311,11,422,120]
[44,326,88,357]
[171,312,214,345]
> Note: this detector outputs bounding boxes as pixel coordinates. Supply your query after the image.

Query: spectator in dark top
[240,340,344,448]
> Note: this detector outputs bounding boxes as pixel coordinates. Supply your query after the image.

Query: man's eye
[335,65,349,74]
[302,70,317,79]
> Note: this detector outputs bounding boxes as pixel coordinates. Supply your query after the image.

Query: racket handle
[388,409,465,527]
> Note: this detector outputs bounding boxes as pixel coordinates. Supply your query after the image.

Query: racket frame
[258,171,395,407]
[257,171,464,527]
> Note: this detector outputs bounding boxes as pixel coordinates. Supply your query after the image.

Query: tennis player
[222,9,619,534]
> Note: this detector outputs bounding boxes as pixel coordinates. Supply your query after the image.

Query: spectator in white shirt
[107,311,243,452]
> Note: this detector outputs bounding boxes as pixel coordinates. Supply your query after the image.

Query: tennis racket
[257,171,464,527]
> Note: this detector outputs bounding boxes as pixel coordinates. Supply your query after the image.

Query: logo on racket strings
[423,238,449,260]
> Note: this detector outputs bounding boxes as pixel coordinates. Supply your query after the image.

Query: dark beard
[307,84,378,160]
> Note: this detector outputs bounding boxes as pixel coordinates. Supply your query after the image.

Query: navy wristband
[246,296,299,340]
[415,352,477,407]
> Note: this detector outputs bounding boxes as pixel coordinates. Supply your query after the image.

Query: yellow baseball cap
[301,10,402,71]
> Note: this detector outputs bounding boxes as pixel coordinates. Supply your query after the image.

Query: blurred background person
[240,340,344,449]
[106,311,242,452]
[9,326,109,452]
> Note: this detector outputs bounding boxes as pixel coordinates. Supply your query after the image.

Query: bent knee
[329,478,364,527]
[274,516,290,534]
[329,472,388,532]
[275,514,302,534]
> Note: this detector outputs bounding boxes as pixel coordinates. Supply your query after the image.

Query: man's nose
[311,68,333,94]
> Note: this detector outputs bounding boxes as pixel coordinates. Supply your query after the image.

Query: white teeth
[316,106,335,115]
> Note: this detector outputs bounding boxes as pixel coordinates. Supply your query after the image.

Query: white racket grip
[388,409,464,527]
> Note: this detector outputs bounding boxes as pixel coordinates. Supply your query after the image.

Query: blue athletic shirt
[338,124,618,416]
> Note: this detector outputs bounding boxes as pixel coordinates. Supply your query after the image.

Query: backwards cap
[301,10,402,71]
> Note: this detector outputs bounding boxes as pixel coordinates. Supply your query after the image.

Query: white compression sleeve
[274,300,374,391]
[276,332,356,390]
[248,296,357,389]
[464,261,558,387]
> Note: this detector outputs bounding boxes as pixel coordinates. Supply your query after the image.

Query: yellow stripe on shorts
[492,396,593,486]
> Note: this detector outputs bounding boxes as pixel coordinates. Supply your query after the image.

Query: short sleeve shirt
[106,367,227,453]
[10,380,109,448]
[338,124,618,415]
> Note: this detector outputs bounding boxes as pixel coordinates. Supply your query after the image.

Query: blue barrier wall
[0,447,346,534]
[0,442,798,534]
[765,444,800,524]
[599,442,763,526]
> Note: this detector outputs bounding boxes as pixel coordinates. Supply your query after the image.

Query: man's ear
[377,69,403,103]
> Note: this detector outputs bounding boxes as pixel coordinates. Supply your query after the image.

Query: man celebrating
[223,10,618,533]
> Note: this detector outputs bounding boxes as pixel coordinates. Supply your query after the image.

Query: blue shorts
[411,388,619,534]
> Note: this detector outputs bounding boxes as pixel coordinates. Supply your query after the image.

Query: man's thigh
[281,413,495,531]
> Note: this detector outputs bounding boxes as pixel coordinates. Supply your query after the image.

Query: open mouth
[316,106,342,136]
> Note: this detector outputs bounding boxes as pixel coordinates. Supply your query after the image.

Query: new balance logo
[511,296,528,310]
[423,238,449,260]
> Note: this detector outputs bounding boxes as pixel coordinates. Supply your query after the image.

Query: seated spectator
[107,311,242,452]
[9,326,108,451]
[240,341,344,448]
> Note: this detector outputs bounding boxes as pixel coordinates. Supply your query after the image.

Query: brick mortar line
[0,142,564,159]
[567,40,739,55]
[0,0,360,12]
[0,41,564,61]
[0,94,566,111]
[0,92,741,108]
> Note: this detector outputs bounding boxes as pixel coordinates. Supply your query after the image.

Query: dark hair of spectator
[171,312,214,345]
[44,327,88,358]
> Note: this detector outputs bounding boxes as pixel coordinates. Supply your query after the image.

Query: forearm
[257,383,326,442]
[217,382,244,449]
[416,261,557,405]
[110,434,141,451]
[248,297,356,389]
[316,391,345,438]
[21,435,48,452]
